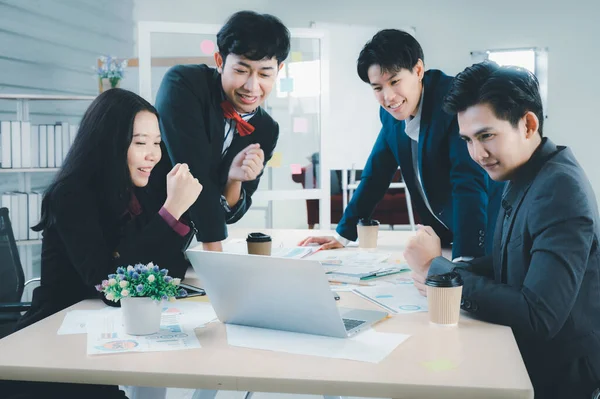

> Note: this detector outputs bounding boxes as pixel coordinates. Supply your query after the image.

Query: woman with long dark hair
[7,88,201,398]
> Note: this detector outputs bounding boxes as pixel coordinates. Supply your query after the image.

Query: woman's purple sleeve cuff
[158,207,191,237]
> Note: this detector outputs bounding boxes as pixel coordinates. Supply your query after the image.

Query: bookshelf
[0,168,60,173]
[0,94,95,285]
[16,239,42,247]
[0,94,96,122]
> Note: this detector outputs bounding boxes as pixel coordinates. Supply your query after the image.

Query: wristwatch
[220,189,245,212]
[220,195,232,212]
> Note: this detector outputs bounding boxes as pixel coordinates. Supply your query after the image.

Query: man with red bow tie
[155,11,289,251]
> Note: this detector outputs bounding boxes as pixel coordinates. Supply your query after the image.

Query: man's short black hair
[357,29,424,83]
[217,10,290,65]
[443,60,544,136]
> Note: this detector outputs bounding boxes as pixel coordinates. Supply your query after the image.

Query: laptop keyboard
[343,318,366,331]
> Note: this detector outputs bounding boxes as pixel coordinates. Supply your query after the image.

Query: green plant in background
[96,55,128,88]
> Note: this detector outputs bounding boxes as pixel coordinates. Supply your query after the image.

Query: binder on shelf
[54,124,63,168]
[39,125,48,168]
[47,125,55,168]
[28,192,39,240]
[16,192,28,240]
[1,193,11,213]
[60,122,70,161]
[21,122,31,168]
[31,125,40,168]
[11,121,21,168]
[34,191,43,239]
[9,193,20,240]
[69,125,77,146]
[0,121,11,168]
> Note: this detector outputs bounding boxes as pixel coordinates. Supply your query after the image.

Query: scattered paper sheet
[307,249,391,267]
[166,301,218,328]
[354,285,429,314]
[375,275,416,287]
[85,302,216,355]
[223,238,318,259]
[58,302,216,336]
[328,264,408,277]
[86,311,201,355]
[271,246,319,259]
[329,283,363,292]
[226,324,409,363]
[57,307,120,335]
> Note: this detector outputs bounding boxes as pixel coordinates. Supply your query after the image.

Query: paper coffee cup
[426,271,464,326]
[357,218,379,249]
[246,232,272,256]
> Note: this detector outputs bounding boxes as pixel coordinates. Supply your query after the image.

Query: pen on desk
[328,279,373,286]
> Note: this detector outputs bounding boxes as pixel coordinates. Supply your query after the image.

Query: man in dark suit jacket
[300,30,502,260]
[155,11,290,251]
[405,61,600,398]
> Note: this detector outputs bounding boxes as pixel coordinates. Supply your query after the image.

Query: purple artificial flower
[95,284,103,292]
[101,280,109,288]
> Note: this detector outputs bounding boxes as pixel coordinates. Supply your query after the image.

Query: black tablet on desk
[178,283,206,298]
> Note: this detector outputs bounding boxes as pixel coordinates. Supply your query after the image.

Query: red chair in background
[292,167,419,229]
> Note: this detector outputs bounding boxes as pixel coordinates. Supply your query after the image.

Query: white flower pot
[120,297,162,335]
[100,77,121,93]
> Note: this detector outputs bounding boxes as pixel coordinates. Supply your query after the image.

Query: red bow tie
[220,101,255,137]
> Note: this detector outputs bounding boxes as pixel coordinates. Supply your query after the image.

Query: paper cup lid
[425,271,464,288]
[246,232,272,243]
[358,218,379,226]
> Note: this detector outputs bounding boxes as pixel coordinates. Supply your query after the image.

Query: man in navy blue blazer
[300,30,503,260]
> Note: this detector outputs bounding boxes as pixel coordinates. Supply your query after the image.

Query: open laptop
[185,249,388,338]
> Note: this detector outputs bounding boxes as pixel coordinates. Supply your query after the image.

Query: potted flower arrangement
[96,55,128,93]
[96,262,187,335]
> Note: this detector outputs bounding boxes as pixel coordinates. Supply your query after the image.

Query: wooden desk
[0,229,533,399]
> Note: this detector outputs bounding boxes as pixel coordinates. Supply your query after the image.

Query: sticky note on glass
[292,117,308,133]
[291,51,303,62]
[279,77,294,93]
[267,151,282,168]
[200,39,215,55]
[291,163,302,175]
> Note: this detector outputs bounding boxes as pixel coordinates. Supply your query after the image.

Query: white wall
[0,0,134,121]
[134,0,600,204]
[0,0,135,285]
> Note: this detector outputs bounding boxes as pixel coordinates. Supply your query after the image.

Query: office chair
[0,207,39,339]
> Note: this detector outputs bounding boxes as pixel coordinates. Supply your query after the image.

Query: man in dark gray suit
[404,61,600,398]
